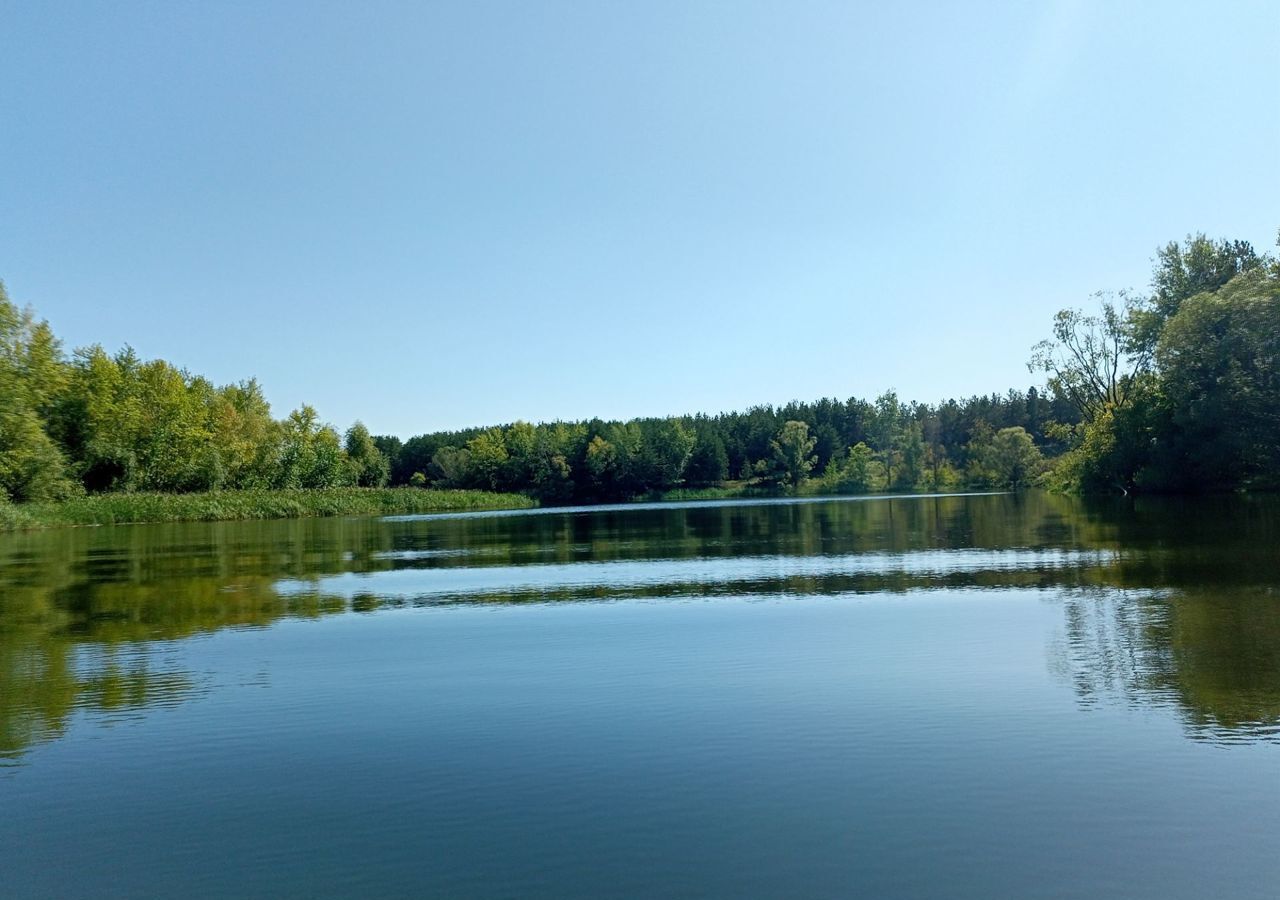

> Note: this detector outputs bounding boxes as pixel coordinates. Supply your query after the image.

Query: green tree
[964,421,997,487]
[1049,402,1153,495]
[465,427,509,490]
[277,406,350,489]
[210,380,278,489]
[823,442,876,493]
[638,419,695,489]
[344,422,390,487]
[1132,233,1265,351]
[53,346,242,492]
[584,435,618,495]
[0,284,74,501]
[502,421,539,488]
[0,410,73,503]
[532,451,573,502]
[685,431,729,486]
[523,425,577,502]
[1154,270,1280,489]
[895,421,926,490]
[982,427,1044,489]
[869,391,901,486]
[372,434,403,479]
[429,446,472,488]
[771,420,817,490]
[131,365,221,491]
[1029,293,1148,424]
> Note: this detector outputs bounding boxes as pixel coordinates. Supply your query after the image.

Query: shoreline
[0,487,537,532]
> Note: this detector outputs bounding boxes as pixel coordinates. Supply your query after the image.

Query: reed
[651,485,774,502]
[0,488,535,531]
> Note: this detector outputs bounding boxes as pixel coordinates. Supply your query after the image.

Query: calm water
[2,492,1278,898]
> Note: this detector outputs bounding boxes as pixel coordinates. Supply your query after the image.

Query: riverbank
[0,487,536,531]
[652,484,770,502]
[651,482,971,503]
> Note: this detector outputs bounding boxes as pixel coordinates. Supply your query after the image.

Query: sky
[2,1,1277,438]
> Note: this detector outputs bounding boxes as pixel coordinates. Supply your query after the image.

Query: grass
[651,484,772,502]
[650,480,988,504]
[0,487,536,531]
[650,480,832,502]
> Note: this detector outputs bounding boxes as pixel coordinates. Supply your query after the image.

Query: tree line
[0,291,390,503]
[371,389,1067,503]
[2,227,1275,505]
[376,228,1279,500]
[1031,231,1280,493]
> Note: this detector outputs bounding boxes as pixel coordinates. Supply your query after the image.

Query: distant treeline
[377,230,1280,500]
[2,229,1276,505]
[371,389,1070,503]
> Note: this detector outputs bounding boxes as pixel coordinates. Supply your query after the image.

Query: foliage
[5,226,1277,512]
[1132,233,1267,352]
[894,422,926,490]
[0,280,398,504]
[685,430,729,486]
[968,426,1046,490]
[465,427,509,491]
[1028,292,1148,423]
[821,442,877,493]
[344,422,390,487]
[429,446,472,488]
[367,381,1075,503]
[0,284,75,502]
[770,420,817,490]
[276,406,349,489]
[1152,270,1280,489]
[1033,229,1279,494]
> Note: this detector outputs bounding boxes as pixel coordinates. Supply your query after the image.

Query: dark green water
[2,492,1278,898]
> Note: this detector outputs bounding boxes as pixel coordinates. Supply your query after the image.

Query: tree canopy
[2,225,1276,505]
[1034,230,1280,493]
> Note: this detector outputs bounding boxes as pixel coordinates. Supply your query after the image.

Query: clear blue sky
[3,1,1277,437]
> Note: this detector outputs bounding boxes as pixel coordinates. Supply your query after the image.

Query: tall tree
[1029,292,1148,424]
[1132,233,1265,351]
[0,283,74,502]
[465,427,509,491]
[771,420,817,490]
[685,430,729,486]
[1155,270,1280,488]
[277,406,349,489]
[344,422,390,487]
[981,427,1044,489]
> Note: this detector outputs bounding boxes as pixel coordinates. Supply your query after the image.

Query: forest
[1,230,1276,508]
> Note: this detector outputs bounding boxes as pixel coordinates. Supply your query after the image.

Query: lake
[2,492,1278,898]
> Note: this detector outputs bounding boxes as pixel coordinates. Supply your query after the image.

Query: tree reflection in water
[2,492,1277,761]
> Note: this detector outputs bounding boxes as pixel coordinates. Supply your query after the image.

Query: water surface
[2,492,1278,897]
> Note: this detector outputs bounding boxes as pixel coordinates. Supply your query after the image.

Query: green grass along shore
[0,487,536,531]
